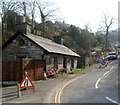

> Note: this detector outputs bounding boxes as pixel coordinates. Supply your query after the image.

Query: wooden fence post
[17,83,21,98]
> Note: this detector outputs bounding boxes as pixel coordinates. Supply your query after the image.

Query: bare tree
[102,13,115,51]
[0,0,20,43]
[0,0,61,40]
[27,0,36,34]
[36,1,58,36]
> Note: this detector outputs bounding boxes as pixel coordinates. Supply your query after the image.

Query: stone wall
[67,58,71,72]
[2,34,44,61]
[44,54,78,73]
[73,58,77,69]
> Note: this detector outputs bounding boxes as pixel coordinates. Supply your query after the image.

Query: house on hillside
[2,20,80,82]
[55,21,71,31]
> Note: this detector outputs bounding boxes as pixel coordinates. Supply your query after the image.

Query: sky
[47,0,119,33]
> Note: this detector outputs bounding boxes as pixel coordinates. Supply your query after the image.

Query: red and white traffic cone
[44,71,47,80]
[106,61,108,65]
[105,61,108,67]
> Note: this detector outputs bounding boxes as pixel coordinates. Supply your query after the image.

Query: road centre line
[95,66,113,89]
[55,75,83,103]
[109,66,114,70]
[103,71,110,76]
[103,66,113,77]
[95,78,101,89]
[106,97,120,105]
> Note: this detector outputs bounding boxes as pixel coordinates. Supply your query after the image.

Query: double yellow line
[54,76,82,103]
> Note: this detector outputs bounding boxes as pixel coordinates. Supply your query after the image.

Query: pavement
[1,63,99,103]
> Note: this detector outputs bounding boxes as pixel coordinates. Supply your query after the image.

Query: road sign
[101,61,106,65]
[20,74,34,88]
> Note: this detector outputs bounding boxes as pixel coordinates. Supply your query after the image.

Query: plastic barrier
[47,67,57,76]
[99,60,108,68]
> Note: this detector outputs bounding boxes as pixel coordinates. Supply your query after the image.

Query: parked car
[107,52,118,60]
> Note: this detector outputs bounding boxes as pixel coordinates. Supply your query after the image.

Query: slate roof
[2,32,80,57]
[26,34,80,57]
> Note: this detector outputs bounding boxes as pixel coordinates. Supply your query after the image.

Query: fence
[1,84,35,103]
[2,59,45,81]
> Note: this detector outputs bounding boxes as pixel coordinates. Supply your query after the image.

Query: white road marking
[103,71,110,76]
[95,66,113,89]
[110,66,114,70]
[95,78,101,89]
[105,65,119,104]
[106,97,120,105]
[103,66,114,77]
[95,65,119,104]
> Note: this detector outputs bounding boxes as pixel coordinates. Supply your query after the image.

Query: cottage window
[63,58,67,68]
[67,59,71,64]
[58,57,63,64]
[71,58,74,68]
[54,57,58,69]
[58,57,63,70]
[45,55,54,71]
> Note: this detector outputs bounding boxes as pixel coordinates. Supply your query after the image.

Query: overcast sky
[48,0,119,33]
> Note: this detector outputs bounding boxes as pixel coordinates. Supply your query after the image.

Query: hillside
[109,29,118,44]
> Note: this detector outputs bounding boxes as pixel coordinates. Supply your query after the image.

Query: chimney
[53,36,64,45]
[16,16,31,35]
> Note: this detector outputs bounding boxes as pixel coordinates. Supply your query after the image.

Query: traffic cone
[99,64,102,68]
[105,61,108,67]
[44,71,47,80]
[106,61,108,65]
[105,64,108,67]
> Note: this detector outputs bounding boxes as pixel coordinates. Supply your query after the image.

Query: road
[1,58,119,104]
[60,59,119,104]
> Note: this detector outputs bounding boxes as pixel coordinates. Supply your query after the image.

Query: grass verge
[48,65,89,79]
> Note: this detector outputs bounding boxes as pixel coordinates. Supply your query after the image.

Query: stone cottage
[2,21,80,81]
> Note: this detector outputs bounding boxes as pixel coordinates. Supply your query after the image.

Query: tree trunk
[105,27,109,51]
